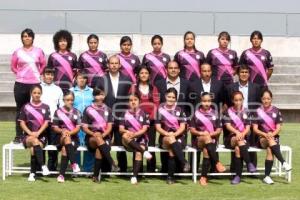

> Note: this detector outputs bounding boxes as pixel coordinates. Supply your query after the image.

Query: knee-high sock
[128,140,145,153]
[65,144,76,164]
[270,145,285,164]
[170,142,186,165]
[201,158,210,177]
[265,160,274,176]
[33,145,44,166]
[98,144,115,166]
[235,157,242,177]
[205,143,219,163]
[30,155,37,174]
[93,159,102,178]
[239,145,251,164]
[133,160,142,177]
[168,157,176,177]
[59,155,68,176]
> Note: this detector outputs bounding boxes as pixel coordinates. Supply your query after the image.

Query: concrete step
[273,65,300,74]
[269,74,300,83]
[269,83,300,93]
[0,72,15,81]
[0,91,15,107]
[0,81,14,91]
[272,93,300,104]
[273,57,300,65]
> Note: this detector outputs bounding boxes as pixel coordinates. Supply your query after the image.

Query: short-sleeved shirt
[253,106,283,133]
[174,49,205,81]
[222,107,251,138]
[82,104,113,136]
[77,50,108,86]
[142,52,170,85]
[239,48,273,86]
[52,107,81,140]
[19,102,51,133]
[206,48,238,85]
[117,53,141,83]
[155,104,187,132]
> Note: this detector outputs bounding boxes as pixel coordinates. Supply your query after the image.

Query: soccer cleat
[231,175,241,185]
[199,176,208,186]
[247,163,257,173]
[57,175,65,183]
[143,151,153,160]
[13,136,21,144]
[166,176,175,185]
[111,165,120,172]
[130,176,138,184]
[92,176,100,183]
[71,163,81,173]
[28,173,36,182]
[263,176,274,185]
[41,165,50,176]
[182,162,191,173]
[216,162,226,173]
[282,162,292,171]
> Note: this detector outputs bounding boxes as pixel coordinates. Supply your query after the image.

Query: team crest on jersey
[162,57,167,62]
[243,113,248,119]
[131,59,136,64]
[104,111,109,116]
[176,111,180,116]
[139,116,144,122]
[99,57,103,62]
[42,109,46,114]
[229,54,233,59]
[196,55,200,59]
[68,56,72,61]
[73,115,78,120]
[272,113,277,118]
[212,115,216,120]
[261,56,265,60]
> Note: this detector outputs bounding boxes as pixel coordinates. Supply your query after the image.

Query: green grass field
[0,122,299,200]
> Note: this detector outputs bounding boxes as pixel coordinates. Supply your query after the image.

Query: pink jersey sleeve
[10,50,18,74]
[38,48,46,73]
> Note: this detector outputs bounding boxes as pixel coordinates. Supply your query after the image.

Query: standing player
[190,92,226,186]
[52,91,81,183]
[206,31,238,85]
[253,89,291,184]
[77,34,108,86]
[82,88,119,183]
[174,31,205,82]
[119,93,153,184]
[117,36,140,84]
[155,88,190,184]
[48,30,77,93]
[11,28,46,143]
[19,85,50,181]
[142,35,170,85]
[223,91,257,184]
[239,31,274,87]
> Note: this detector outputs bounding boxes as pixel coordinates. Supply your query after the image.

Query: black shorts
[22,134,47,148]
[56,135,79,151]
[123,135,149,152]
[159,134,187,150]
[85,135,112,153]
[191,135,218,149]
[257,136,280,149]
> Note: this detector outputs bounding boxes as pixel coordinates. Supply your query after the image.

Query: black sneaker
[166,176,175,184]
[13,137,21,144]
[92,176,101,183]
[183,162,191,173]
[111,165,120,172]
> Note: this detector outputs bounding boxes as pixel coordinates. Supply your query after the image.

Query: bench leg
[2,146,6,180]
[8,148,12,176]
[287,149,292,182]
[192,151,197,183]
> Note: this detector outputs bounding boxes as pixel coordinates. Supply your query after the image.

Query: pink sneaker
[71,163,81,173]
[57,175,65,183]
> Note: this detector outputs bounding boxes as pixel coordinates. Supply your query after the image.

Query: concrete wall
[0,0,300,36]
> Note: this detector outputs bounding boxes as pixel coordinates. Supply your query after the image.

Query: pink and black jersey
[142,52,170,85]
[11,47,46,84]
[206,48,238,84]
[18,102,50,133]
[117,53,140,83]
[174,49,205,81]
[190,108,222,133]
[239,48,273,86]
[52,107,81,140]
[82,104,113,137]
[253,106,283,133]
[155,104,187,132]
[47,51,77,92]
[77,50,108,86]
[223,107,251,138]
[120,109,149,141]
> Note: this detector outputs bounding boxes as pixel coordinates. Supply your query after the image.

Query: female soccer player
[117,36,140,84]
[119,93,152,184]
[174,31,205,81]
[19,85,50,181]
[190,92,226,186]
[11,28,46,143]
[223,91,257,184]
[130,65,160,172]
[253,89,291,184]
[82,88,120,183]
[77,34,108,86]
[142,35,170,85]
[47,30,77,92]
[52,91,81,183]
[239,31,274,87]
[155,88,190,184]
[206,31,238,85]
